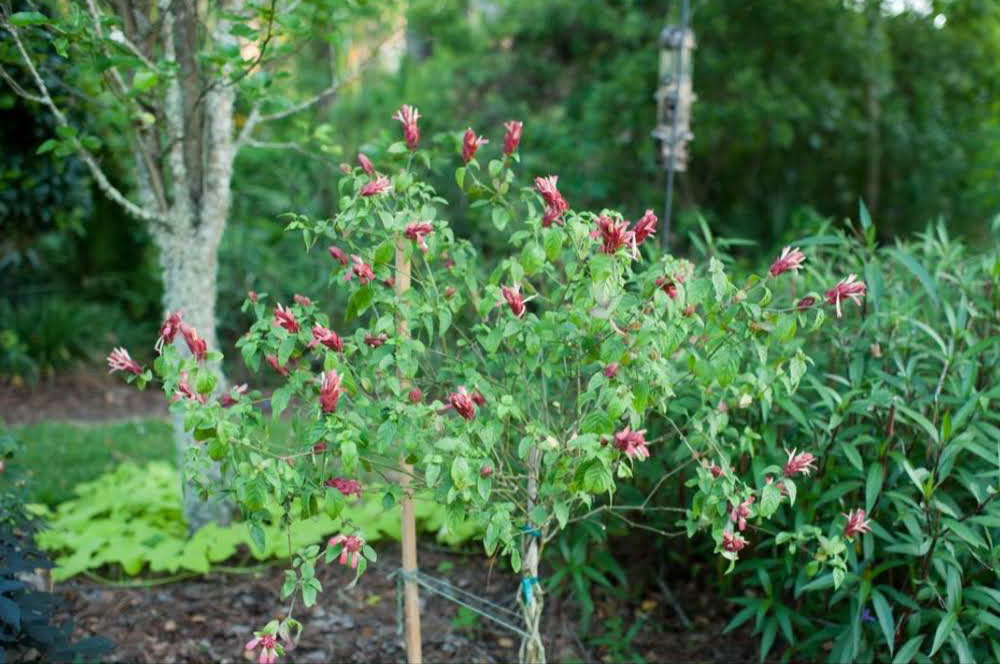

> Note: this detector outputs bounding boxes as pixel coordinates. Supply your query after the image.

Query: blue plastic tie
[521,525,542,537]
[521,576,539,605]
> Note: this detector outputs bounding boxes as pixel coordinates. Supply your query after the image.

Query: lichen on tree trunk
[156,233,234,531]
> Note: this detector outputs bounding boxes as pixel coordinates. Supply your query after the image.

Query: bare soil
[1,368,167,427]
[56,544,758,663]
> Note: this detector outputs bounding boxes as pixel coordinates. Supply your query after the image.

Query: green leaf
[132,70,158,93]
[36,139,58,155]
[270,386,292,420]
[865,464,883,514]
[455,167,466,189]
[871,590,895,656]
[887,247,939,307]
[943,518,987,550]
[492,207,510,231]
[858,198,872,230]
[759,482,782,518]
[9,11,49,26]
[278,334,296,366]
[891,636,923,664]
[930,612,956,657]
[387,141,408,154]
[345,286,374,322]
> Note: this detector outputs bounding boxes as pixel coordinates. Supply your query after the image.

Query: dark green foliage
[0,432,113,663]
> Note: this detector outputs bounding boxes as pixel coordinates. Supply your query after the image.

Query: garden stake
[395,239,423,664]
[519,445,545,664]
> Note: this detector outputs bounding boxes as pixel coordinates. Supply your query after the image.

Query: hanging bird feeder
[653,24,696,172]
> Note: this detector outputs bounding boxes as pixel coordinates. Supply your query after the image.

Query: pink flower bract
[393,105,421,150]
[461,128,489,163]
[107,347,142,375]
[825,274,867,317]
[503,120,523,156]
[769,246,806,277]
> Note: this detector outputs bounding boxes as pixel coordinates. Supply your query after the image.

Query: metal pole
[662,0,690,252]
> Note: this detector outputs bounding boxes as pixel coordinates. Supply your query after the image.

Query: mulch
[1,369,167,427]
[55,543,759,663]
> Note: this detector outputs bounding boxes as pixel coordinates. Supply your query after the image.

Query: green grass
[6,418,174,505]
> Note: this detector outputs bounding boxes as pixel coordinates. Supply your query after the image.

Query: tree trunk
[155,229,233,531]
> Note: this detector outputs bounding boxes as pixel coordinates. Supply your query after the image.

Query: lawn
[5,417,174,505]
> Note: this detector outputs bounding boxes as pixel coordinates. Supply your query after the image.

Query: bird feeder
[653,25,696,172]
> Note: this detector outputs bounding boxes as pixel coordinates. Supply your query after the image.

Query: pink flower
[360,175,391,197]
[358,152,374,175]
[178,323,207,361]
[273,304,300,334]
[328,245,349,266]
[480,465,493,478]
[603,363,619,379]
[843,508,872,539]
[392,104,421,150]
[329,533,364,568]
[107,348,142,375]
[471,390,486,407]
[825,274,867,317]
[173,371,207,404]
[501,284,526,318]
[632,209,658,245]
[592,214,633,255]
[408,387,423,404]
[503,120,523,156]
[313,442,327,454]
[219,383,247,408]
[462,128,489,163]
[722,531,748,553]
[155,310,183,354]
[364,333,388,348]
[783,449,817,477]
[319,370,343,414]
[534,176,569,227]
[729,495,755,532]
[266,354,290,377]
[613,427,650,461]
[383,276,395,288]
[404,222,434,253]
[245,633,281,664]
[797,296,816,311]
[710,464,724,478]
[293,294,312,307]
[446,387,477,420]
[442,257,455,270]
[444,286,457,299]
[309,324,344,352]
[345,255,375,285]
[248,291,259,303]
[325,477,362,499]
[655,276,678,299]
[769,246,806,277]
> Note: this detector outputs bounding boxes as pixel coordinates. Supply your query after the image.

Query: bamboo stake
[395,239,423,664]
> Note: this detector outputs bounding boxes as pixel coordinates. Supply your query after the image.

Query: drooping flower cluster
[461,128,488,163]
[501,284,526,318]
[360,175,391,197]
[769,246,806,277]
[107,348,142,375]
[613,427,650,461]
[503,120,522,156]
[273,304,300,334]
[309,324,343,352]
[364,333,388,348]
[603,362,619,379]
[328,245,348,266]
[534,176,569,227]
[328,533,364,568]
[319,370,343,414]
[592,214,632,255]
[345,255,375,285]
[179,322,207,361]
[446,387,479,420]
[155,310,183,354]
[404,222,434,254]
[266,354,290,376]
[783,449,817,477]
[722,531,748,553]
[730,495,755,532]
[632,209,658,244]
[392,104,420,150]
[825,274,867,317]
[358,152,374,175]
[325,477,361,499]
[219,383,247,408]
[173,371,207,404]
[245,634,281,664]
[843,508,872,539]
